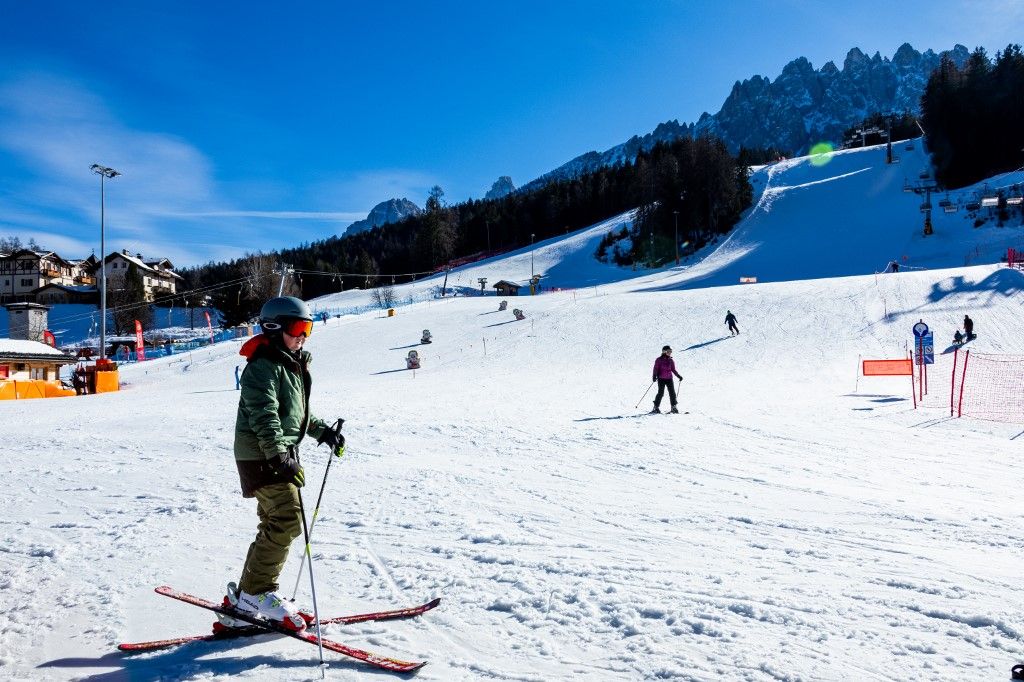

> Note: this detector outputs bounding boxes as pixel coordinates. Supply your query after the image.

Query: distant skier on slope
[725,310,740,336]
[963,314,975,341]
[952,329,964,346]
[228,296,345,631]
[651,345,683,414]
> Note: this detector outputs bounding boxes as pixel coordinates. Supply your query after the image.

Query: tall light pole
[673,210,680,265]
[91,164,120,360]
[486,220,491,252]
[530,233,535,278]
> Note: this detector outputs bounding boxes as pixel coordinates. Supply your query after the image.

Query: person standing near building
[228,296,345,630]
[725,310,740,336]
[651,345,683,414]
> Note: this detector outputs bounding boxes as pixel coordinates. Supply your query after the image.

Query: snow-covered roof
[104,251,182,279]
[0,338,72,358]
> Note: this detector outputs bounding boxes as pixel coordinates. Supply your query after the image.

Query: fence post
[909,351,916,409]
[956,350,970,417]
[949,348,958,416]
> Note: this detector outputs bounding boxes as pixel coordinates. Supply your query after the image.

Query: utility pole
[485,220,491,252]
[530,233,535,278]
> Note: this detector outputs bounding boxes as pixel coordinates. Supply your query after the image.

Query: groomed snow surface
[3,144,1024,681]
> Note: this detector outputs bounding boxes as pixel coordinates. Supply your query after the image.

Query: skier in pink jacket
[651,345,683,413]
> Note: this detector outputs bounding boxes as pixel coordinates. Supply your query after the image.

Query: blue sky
[0,0,1020,266]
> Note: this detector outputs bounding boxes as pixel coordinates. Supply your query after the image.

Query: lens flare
[809,142,834,166]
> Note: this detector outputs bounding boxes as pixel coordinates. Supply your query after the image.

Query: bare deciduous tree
[241,253,300,302]
[370,285,397,310]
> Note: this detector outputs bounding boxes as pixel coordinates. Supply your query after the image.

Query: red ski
[128,586,428,673]
[118,596,440,652]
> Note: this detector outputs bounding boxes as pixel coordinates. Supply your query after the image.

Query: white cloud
[0,72,373,265]
[163,210,366,221]
[308,169,440,211]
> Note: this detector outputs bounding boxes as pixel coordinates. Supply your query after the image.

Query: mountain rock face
[524,43,969,191]
[344,198,422,236]
[485,176,516,200]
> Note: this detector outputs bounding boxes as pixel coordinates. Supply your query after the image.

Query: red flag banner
[134,320,146,361]
[862,359,912,376]
[204,311,214,343]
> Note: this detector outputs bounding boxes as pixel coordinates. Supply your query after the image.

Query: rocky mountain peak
[343,198,422,236]
[485,176,516,200]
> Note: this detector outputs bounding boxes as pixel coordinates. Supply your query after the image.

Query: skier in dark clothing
[725,310,740,336]
[651,345,683,414]
[963,315,975,341]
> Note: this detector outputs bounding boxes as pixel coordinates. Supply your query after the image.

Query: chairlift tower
[907,178,940,236]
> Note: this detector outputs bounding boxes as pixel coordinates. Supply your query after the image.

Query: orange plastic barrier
[862,359,913,376]
[94,370,120,393]
[44,382,76,398]
[0,380,75,400]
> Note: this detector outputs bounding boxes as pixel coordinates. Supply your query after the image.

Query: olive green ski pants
[238,482,303,595]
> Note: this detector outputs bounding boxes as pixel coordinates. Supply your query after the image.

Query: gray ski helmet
[259,296,313,327]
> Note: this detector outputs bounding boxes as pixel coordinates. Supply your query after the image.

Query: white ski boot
[213,582,249,631]
[235,586,306,631]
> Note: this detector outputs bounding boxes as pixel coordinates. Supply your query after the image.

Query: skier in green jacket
[226,296,345,630]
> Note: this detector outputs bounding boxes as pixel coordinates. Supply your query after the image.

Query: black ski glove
[317,419,346,458]
[273,450,304,487]
[323,430,345,457]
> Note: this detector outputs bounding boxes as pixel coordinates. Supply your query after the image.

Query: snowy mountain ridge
[523,43,970,192]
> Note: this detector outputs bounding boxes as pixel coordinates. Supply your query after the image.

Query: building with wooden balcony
[0,250,78,303]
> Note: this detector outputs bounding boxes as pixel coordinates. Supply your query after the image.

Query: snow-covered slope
[2,144,1024,681]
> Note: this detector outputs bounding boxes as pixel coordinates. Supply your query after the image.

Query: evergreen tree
[110,263,153,335]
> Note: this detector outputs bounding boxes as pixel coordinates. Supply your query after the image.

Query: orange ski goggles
[265,318,313,337]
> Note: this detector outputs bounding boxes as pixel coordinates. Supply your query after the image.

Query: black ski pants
[654,378,677,408]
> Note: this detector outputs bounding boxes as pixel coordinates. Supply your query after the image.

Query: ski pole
[291,419,344,601]
[634,380,656,409]
[296,487,326,672]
